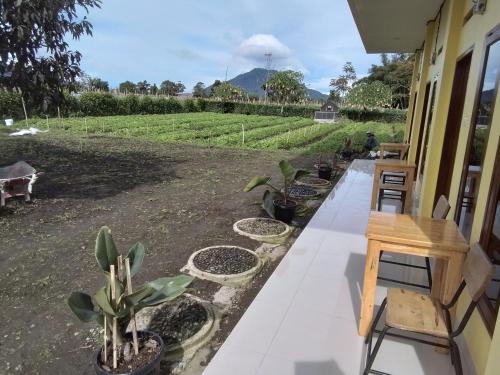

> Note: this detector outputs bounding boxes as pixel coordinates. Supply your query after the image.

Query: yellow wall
[405,0,500,373]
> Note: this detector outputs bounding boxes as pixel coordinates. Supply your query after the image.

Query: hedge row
[1,91,406,123]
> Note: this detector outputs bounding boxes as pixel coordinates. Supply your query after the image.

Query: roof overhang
[347,0,443,53]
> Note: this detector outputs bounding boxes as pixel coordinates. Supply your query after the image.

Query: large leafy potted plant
[67,226,193,375]
[243,160,309,224]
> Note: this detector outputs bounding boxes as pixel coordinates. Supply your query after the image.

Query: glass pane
[458,39,500,239]
[485,187,500,314]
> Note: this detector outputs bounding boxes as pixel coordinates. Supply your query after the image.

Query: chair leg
[450,339,463,375]
[425,257,432,289]
[364,326,389,375]
[378,191,383,212]
[365,298,387,345]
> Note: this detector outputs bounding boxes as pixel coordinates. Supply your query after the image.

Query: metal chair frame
[364,281,476,375]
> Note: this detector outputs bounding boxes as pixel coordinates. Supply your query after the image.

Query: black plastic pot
[318,166,332,180]
[94,331,164,375]
[273,199,297,224]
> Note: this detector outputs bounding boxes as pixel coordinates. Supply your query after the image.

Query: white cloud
[236,34,292,61]
[233,34,309,74]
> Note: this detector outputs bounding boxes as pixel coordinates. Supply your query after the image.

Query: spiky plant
[67,226,193,369]
[243,160,309,218]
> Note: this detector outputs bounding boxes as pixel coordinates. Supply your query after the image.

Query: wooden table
[359,211,469,336]
[370,159,416,213]
[379,143,410,159]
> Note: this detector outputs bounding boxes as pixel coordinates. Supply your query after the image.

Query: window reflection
[457,39,500,239]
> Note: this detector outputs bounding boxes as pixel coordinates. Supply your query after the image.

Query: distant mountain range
[206,68,328,101]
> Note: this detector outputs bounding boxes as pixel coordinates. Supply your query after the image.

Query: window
[455,30,500,240]
[419,81,437,178]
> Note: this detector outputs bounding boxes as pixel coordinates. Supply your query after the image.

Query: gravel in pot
[296,176,331,188]
[193,246,258,274]
[237,218,287,236]
[148,296,208,347]
[288,185,321,199]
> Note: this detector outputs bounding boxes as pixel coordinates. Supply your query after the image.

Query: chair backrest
[463,243,495,302]
[399,144,410,160]
[432,195,451,219]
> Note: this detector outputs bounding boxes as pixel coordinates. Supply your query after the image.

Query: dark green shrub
[117,95,140,115]
[338,107,406,123]
[139,96,154,114]
[183,99,199,112]
[0,90,24,119]
[79,92,118,116]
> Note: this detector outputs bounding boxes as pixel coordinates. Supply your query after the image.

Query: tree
[356,53,414,108]
[263,70,306,104]
[345,81,392,109]
[136,80,151,94]
[159,80,185,96]
[0,0,102,110]
[210,80,222,96]
[193,82,206,98]
[119,81,136,93]
[88,77,109,92]
[329,62,357,103]
[213,82,244,100]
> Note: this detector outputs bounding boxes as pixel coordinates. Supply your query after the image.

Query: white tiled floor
[203,160,470,375]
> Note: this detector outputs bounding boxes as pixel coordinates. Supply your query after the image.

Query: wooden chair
[377,170,410,214]
[364,243,494,375]
[378,195,451,289]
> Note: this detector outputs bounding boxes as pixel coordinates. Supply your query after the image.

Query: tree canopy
[160,80,185,96]
[356,53,414,109]
[264,70,306,104]
[0,0,102,110]
[192,82,206,98]
[119,80,136,93]
[345,81,392,109]
[329,62,357,103]
[212,82,244,100]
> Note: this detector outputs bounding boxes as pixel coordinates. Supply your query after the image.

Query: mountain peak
[224,68,326,100]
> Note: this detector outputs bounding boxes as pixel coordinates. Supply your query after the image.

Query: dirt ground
[0,132,331,375]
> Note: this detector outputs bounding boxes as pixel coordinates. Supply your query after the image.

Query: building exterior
[348,0,500,374]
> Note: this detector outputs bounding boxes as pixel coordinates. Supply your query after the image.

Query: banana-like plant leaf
[262,190,282,219]
[95,226,119,272]
[140,275,194,306]
[126,242,145,277]
[279,160,309,186]
[293,169,310,181]
[67,292,100,322]
[94,286,117,316]
[243,176,271,192]
[124,285,154,306]
[279,160,296,183]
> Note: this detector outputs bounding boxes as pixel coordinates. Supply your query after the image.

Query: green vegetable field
[29,112,404,154]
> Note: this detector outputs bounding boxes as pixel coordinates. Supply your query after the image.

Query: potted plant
[316,154,333,180]
[67,226,193,375]
[243,160,309,224]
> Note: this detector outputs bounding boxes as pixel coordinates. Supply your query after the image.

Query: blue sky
[71,0,381,94]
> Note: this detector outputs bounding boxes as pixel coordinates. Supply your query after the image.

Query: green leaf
[127,242,145,277]
[140,275,194,307]
[94,286,117,316]
[262,190,282,219]
[243,176,271,192]
[293,169,310,181]
[124,285,154,306]
[95,226,119,272]
[67,292,100,322]
[279,160,296,183]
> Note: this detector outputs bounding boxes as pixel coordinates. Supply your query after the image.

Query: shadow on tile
[294,359,345,375]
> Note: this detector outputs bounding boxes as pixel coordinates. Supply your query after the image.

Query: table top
[380,143,410,148]
[374,159,416,168]
[366,211,469,252]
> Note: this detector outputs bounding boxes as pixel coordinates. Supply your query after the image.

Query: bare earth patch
[0,132,330,375]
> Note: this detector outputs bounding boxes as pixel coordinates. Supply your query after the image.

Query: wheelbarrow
[0,161,43,207]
